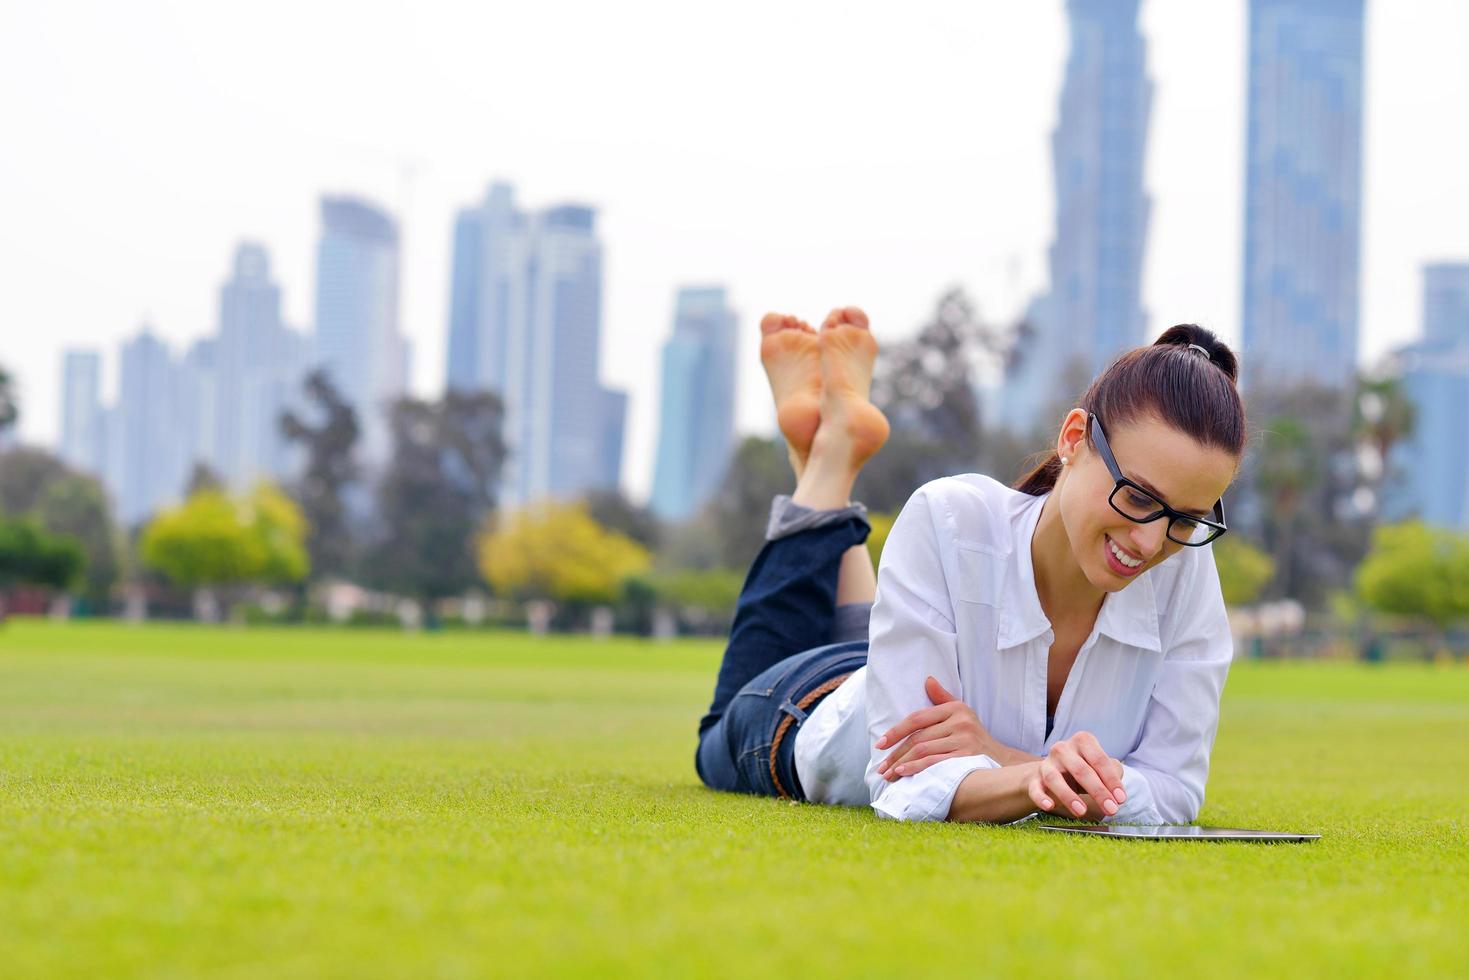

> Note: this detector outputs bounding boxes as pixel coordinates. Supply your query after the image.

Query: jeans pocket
[737,743,773,794]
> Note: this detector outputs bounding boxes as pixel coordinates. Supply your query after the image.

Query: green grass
[0,620,1465,978]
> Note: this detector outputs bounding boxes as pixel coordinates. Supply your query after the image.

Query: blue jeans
[695,517,872,800]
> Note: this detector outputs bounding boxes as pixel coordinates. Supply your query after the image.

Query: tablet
[1038,824,1319,842]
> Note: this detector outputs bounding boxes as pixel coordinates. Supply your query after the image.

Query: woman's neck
[1031,493,1104,627]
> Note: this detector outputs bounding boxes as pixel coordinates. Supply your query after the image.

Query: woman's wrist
[946,762,1043,824]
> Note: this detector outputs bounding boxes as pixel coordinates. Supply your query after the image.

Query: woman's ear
[1055,408,1088,464]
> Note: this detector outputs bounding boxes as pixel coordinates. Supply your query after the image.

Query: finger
[879,724,952,775]
[1054,745,1117,817]
[885,735,964,779]
[1043,763,1087,818]
[924,675,959,705]
[877,731,918,774]
[1028,772,1054,812]
[1074,737,1126,806]
[875,705,953,749]
[888,744,966,780]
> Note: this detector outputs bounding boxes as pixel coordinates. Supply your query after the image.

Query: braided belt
[769,673,853,800]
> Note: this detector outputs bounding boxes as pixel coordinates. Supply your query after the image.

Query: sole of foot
[814,306,890,468]
[760,312,822,474]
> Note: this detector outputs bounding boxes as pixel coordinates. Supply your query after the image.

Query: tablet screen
[1038,824,1319,842]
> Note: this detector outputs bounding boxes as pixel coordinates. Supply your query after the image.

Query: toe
[843,306,870,330]
[822,308,845,331]
[760,312,787,335]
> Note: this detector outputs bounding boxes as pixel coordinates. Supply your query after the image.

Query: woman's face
[1055,409,1238,592]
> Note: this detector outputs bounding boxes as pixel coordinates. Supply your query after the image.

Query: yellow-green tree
[1212,537,1275,607]
[141,483,309,616]
[479,500,650,604]
[865,512,897,568]
[1356,521,1469,636]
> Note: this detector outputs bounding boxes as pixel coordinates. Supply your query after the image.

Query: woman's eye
[1175,517,1200,530]
[1127,492,1155,510]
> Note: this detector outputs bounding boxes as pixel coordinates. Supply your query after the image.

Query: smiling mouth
[1105,535,1146,573]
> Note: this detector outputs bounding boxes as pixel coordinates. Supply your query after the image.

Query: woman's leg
[697,306,889,791]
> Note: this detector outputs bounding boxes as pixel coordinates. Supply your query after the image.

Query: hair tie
[1186,343,1212,361]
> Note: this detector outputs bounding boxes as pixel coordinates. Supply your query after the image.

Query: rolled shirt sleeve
[1106,546,1234,825]
[864,486,1000,821]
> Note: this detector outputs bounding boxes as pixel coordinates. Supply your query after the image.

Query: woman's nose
[1129,521,1168,558]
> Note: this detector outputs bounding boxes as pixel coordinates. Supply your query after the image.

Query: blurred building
[59,349,105,476]
[1240,0,1365,390]
[649,286,738,521]
[314,196,410,467]
[1390,263,1469,530]
[111,326,191,525]
[444,181,627,505]
[215,243,310,487]
[997,0,1152,435]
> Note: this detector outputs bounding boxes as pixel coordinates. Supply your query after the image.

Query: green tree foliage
[584,488,662,551]
[361,391,508,605]
[0,363,17,436]
[1356,521,1469,630]
[860,287,1030,511]
[1211,536,1275,607]
[280,369,360,580]
[480,500,651,605]
[703,436,791,571]
[140,484,309,594]
[0,518,84,591]
[0,448,118,604]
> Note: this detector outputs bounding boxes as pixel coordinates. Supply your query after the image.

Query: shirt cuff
[1104,763,1165,825]
[870,754,1003,822]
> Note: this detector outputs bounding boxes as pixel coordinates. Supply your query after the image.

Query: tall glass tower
[314,196,410,467]
[998,0,1152,435]
[649,286,738,521]
[1241,0,1365,390]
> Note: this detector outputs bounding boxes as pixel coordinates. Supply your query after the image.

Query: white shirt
[793,473,1234,825]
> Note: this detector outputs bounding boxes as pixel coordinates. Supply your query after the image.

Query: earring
[1060,456,1069,465]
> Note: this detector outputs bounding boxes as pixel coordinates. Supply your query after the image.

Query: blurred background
[1,0,1466,658]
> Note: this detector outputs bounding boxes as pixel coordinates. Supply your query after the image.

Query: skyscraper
[215,243,309,486]
[113,326,189,525]
[997,0,1153,435]
[314,196,410,466]
[443,182,627,505]
[1392,263,1469,530]
[650,286,738,520]
[1241,0,1365,390]
[59,349,104,476]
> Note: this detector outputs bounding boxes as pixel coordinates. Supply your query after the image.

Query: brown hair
[1014,324,1246,496]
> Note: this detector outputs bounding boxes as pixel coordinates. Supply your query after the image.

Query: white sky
[2,0,1466,504]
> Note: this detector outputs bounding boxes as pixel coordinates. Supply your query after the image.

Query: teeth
[1109,539,1143,569]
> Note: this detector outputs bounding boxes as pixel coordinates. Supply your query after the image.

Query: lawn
[0,620,1465,978]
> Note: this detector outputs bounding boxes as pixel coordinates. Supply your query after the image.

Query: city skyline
[5,1,1469,505]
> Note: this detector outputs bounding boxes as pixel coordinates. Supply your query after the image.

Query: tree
[1212,537,1275,607]
[0,364,17,437]
[0,518,84,620]
[280,369,360,580]
[702,436,792,571]
[361,391,508,609]
[139,484,309,618]
[1356,521,1469,642]
[584,488,661,551]
[0,448,119,606]
[479,500,651,606]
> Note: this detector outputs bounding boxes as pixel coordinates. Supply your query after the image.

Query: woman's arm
[948,763,1044,824]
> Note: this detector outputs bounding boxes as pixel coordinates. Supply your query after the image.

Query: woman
[695,306,1245,825]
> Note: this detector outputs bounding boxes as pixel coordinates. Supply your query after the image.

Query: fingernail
[1071,800,1086,815]
[1103,799,1118,815]
[876,737,886,748]
[877,762,887,773]
[1114,789,1126,804]
[895,765,906,775]
[1041,798,1053,809]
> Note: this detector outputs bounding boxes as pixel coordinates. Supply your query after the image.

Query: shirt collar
[997,490,1162,653]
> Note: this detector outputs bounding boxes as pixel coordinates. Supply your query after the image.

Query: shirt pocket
[953,545,1004,607]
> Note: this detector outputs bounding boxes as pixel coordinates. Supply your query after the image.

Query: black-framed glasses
[1087,413,1228,547]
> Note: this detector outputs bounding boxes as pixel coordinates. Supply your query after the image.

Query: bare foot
[813,306,890,469]
[760,312,822,477]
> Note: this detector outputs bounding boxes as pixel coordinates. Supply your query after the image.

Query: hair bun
[1153,324,1239,383]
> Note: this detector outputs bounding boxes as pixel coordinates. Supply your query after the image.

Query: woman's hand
[874,676,992,781]
[1026,731,1127,818]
